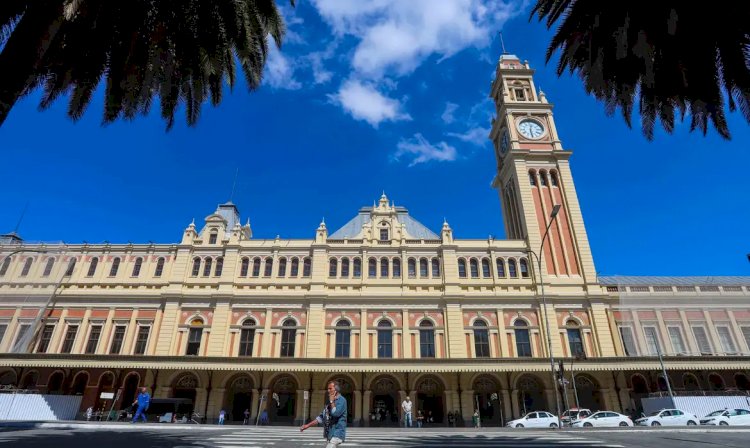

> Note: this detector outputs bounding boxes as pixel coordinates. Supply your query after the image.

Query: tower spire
[499,32,508,54]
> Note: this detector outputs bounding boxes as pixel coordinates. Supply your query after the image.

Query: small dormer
[200,213,228,245]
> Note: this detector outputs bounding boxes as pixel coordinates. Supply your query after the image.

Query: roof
[599,276,750,286]
[330,207,439,240]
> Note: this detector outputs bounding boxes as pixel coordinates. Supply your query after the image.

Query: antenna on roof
[13,201,29,234]
[229,168,239,202]
[499,32,508,54]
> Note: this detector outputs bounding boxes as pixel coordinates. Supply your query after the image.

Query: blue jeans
[404,412,412,427]
[132,406,147,422]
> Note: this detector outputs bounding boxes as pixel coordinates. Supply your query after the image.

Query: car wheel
[516,424,524,428]
[687,421,697,426]
[719,421,729,426]
[549,423,558,428]
[619,422,628,427]
[651,421,661,427]
[583,422,593,427]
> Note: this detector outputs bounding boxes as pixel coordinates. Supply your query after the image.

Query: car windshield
[705,411,725,417]
[562,410,571,417]
[648,411,661,417]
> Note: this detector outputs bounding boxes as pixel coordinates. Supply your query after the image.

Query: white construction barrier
[0,394,83,421]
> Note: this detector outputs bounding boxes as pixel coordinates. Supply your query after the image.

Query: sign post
[106,389,122,421]
[303,390,309,424]
[256,393,266,426]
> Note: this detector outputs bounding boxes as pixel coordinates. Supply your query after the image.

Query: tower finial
[499,32,508,55]
[229,168,239,202]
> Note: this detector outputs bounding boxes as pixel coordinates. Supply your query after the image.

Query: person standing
[472,409,480,428]
[218,409,226,425]
[243,408,250,425]
[416,410,424,428]
[401,396,413,428]
[300,380,347,447]
[131,387,151,423]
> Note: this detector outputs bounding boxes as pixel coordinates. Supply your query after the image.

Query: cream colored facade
[0,54,748,426]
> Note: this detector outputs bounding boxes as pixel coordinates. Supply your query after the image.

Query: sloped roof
[599,276,750,286]
[329,207,439,240]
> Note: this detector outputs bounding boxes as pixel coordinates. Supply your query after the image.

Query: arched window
[473,319,490,358]
[263,257,273,277]
[278,258,287,277]
[329,258,338,278]
[408,258,417,278]
[186,318,203,355]
[458,258,467,278]
[341,258,349,277]
[380,257,389,278]
[239,319,256,357]
[419,320,436,358]
[132,257,143,277]
[0,257,11,276]
[550,170,559,187]
[191,257,201,276]
[508,259,518,278]
[377,320,392,358]
[65,258,77,276]
[43,258,55,277]
[252,257,261,277]
[214,257,223,276]
[419,258,428,278]
[202,257,212,277]
[280,319,296,357]
[110,257,121,277]
[529,170,537,186]
[520,258,529,278]
[539,170,548,186]
[566,321,585,357]
[21,257,34,276]
[290,258,299,277]
[481,258,491,278]
[86,257,98,277]
[154,257,165,277]
[393,258,401,278]
[240,257,250,277]
[208,230,218,245]
[496,258,505,277]
[368,258,377,278]
[335,320,351,358]
[352,258,361,278]
[302,258,311,277]
[514,320,532,357]
[431,258,440,277]
[470,258,479,278]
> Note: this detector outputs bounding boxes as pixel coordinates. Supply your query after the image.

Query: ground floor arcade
[1,356,749,426]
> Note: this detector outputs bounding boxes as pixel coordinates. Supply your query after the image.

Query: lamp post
[527,204,562,427]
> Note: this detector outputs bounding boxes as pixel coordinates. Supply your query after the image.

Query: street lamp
[527,204,562,426]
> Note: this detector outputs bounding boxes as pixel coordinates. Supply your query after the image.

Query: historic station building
[1,54,748,426]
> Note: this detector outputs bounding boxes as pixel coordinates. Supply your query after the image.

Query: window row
[328,257,441,279]
[469,319,584,359]
[528,169,559,187]
[457,257,529,279]
[619,323,750,357]
[23,322,153,356]
[0,256,166,279]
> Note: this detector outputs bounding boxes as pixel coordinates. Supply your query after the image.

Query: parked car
[507,411,560,428]
[571,411,633,427]
[635,409,699,426]
[700,409,750,426]
[561,408,592,425]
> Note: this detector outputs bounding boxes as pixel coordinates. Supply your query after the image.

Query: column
[122,312,138,355]
[655,310,671,354]
[207,301,230,356]
[510,390,519,419]
[353,390,362,424]
[496,309,507,357]
[544,389,556,415]
[703,310,722,354]
[678,309,698,354]
[501,390,512,424]
[250,389,259,419]
[295,390,306,425]
[362,391,372,427]
[359,309,368,359]
[460,390,474,425]
[74,308,92,354]
[260,308,273,357]
[207,388,225,422]
[97,309,115,355]
[154,301,179,356]
[402,310,411,358]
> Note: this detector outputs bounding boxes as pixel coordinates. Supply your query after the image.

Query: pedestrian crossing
[191,427,626,448]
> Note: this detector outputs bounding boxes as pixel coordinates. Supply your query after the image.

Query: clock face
[500,130,510,153]
[518,119,545,139]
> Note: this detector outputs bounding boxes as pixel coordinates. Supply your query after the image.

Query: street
[1,425,749,448]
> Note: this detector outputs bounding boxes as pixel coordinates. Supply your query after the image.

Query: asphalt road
[1,425,749,448]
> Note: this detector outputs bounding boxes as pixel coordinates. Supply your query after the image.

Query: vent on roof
[653,286,673,292]
[676,286,696,292]
[606,286,619,292]
[722,286,743,292]
[699,286,720,292]
[629,286,650,293]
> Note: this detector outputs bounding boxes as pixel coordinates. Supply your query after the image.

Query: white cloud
[441,102,458,124]
[328,80,411,127]
[264,44,302,90]
[312,0,518,79]
[447,127,490,146]
[395,133,457,166]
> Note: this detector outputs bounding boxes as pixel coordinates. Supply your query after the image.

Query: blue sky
[1,0,749,276]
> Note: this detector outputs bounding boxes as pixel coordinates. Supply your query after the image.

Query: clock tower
[489,54,598,287]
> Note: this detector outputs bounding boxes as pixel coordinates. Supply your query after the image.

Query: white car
[571,411,633,428]
[700,409,750,426]
[635,409,699,426]
[507,411,560,428]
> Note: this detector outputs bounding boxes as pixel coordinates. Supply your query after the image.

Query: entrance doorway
[416,377,444,424]
[171,373,199,417]
[369,376,399,426]
[270,376,297,425]
[121,374,140,410]
[227,375,254,423]
[473,376,503,426]
[516,375,544,415]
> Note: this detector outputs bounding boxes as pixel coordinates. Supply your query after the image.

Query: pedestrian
[416,410,424,428]
[401,396,413,428]
[472,409,480,428]
[300,380,347,447]
[243,408,250,425]
[260,409,269,425]
[427,410,433,424]
[131,387,151,423]
[85,406,93,421]
[218,409,226,425]
[447,411,454,427]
